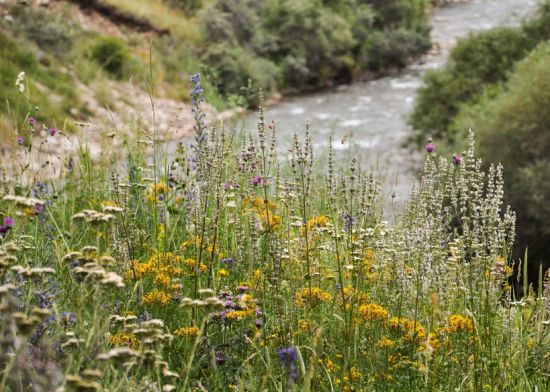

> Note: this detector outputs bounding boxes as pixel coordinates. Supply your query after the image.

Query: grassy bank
[0,78,549,391]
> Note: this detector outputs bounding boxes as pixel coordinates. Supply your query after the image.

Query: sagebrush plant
[1,73,549,392]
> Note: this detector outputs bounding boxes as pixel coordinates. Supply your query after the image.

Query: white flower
[15,71,25,93]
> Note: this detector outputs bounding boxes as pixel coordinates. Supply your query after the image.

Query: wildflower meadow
[1,74,549,392]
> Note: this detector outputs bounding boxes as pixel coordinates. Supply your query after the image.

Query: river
[235,0,538,207]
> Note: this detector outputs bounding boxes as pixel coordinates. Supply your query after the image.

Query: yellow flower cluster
[244,196,280,230]
[108,333,138,348]
[339,286,369,305]
[225,309,255,320]
[446,314,474,333]
[307,215,329,230]
[129,252,185,280]
[142,289,172,305]
[174,326,200,338]
[376,337,395,349]
[259,210,281,230]
[388,317,427,341]
[358,303,388,322]
[294,287,332,306]
[335,366,363,391]
[146,181,170,202]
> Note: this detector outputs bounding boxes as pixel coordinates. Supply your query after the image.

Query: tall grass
[0,75,549,392]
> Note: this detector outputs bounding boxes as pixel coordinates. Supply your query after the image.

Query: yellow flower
[295,287,331,306]
[174,326,200,338]
[358,303,388,322]
[146,181,169,202]
[376,338,395,349]
[389,317,427,342]
[142,289,172,305]
[108,333,138,348]
[307,215,329,230]
[154,273,171,287]
[218,268,229,278]
[446,314,474,333]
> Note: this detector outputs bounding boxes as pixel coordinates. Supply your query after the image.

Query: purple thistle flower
[28,116,36,126]
[16,136,24,145]
[254,319,263,328]
[49,128,57,136]
[250,175,262,186]
[453,154,462,165]
[3,217,14,227]
[426,142,435,153]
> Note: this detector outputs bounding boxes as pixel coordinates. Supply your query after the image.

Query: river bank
[233,0,538,207]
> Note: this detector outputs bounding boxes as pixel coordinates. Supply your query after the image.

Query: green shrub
[410,26,534,145]
[90,37,129,78]
[470,42,550,264]
[362,28,431,70]
[410,1,550,147]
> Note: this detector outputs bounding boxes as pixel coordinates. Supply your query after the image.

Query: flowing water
[235,0,538,207]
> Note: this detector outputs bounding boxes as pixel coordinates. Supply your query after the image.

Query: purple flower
[0,226,9,236]
[278,346,298,383]
[221,256,234,269]
[250,175,262,186]
[254,319,263,328]
[28,116,36,126]
[453,154,462,165]
[49,128,57,136]
[426,143,435,153]
[278,346,298,365]
[33,204,45,215]
[16,136,24,145]
[3,217,14,227]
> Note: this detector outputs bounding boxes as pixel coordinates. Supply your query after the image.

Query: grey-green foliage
[463,42,550,264]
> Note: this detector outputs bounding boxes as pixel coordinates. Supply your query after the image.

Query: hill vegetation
[0,0,433,140]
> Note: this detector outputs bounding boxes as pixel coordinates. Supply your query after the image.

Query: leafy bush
[362,29,431,70]
[472,42,550,266]
[410,26,532,144]
[200,0,432,99]
[90,37,129,78]
[410,1,550,146]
